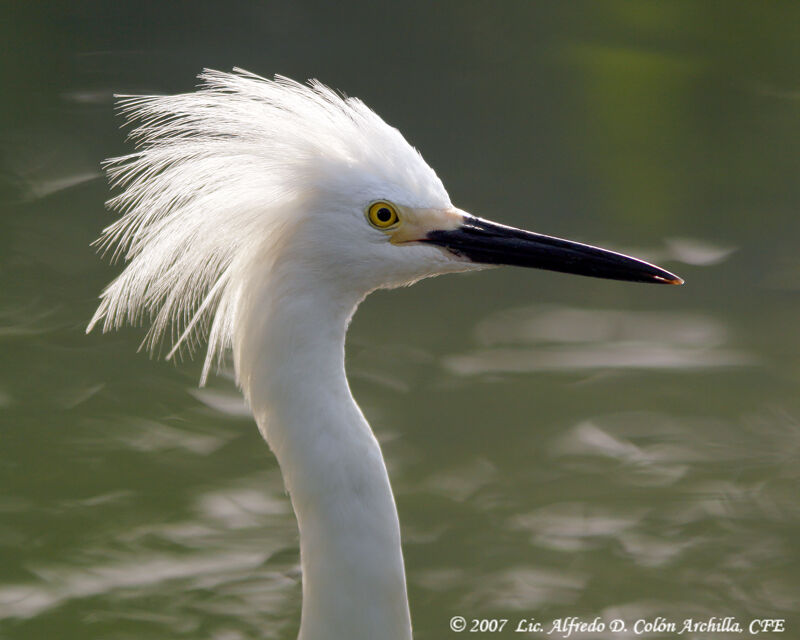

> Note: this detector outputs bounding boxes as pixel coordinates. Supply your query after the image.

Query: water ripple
[444,305,754,376]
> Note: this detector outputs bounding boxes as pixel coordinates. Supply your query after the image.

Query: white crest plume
[88,69,448,384]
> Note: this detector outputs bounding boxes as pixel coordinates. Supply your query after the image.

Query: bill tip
[655,274,684,285]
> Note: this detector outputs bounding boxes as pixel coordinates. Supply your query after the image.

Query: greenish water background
[1,2,799,638]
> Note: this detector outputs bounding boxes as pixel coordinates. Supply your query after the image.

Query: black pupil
[376,207,392,223]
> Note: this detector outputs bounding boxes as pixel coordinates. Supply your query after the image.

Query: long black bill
[423,216,683,285]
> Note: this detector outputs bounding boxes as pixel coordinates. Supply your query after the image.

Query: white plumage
[89,69,451,383]
[89,69,681,640]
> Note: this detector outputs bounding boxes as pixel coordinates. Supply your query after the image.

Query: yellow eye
[367,201,399,229]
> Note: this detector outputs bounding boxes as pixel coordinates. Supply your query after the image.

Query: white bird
[88,69,682,640]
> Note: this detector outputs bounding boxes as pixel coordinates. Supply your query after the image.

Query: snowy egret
[88,69,682,640]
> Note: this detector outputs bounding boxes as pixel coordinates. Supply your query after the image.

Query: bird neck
[235,260,412,640]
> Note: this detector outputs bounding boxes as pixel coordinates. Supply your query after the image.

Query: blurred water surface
[2,2,800,639]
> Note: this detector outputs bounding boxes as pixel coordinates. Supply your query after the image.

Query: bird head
[88,69,681,383]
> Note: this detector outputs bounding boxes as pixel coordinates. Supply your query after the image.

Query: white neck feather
[235,255,412,640]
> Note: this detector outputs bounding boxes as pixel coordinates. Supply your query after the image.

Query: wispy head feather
[88,69,448,384]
